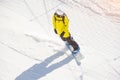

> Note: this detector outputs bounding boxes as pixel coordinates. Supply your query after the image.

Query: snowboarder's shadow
[16,47,74,80]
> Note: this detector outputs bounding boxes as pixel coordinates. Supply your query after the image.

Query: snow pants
[60,34,79,51]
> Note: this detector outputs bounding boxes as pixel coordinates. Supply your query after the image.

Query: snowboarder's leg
[66,37,80,52]
[60,36,84,65]
[60,35,80,53]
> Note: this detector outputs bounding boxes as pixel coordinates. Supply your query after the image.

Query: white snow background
[0,0,120,80]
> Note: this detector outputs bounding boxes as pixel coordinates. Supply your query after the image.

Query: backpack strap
[62,16,65,24]
[54,14,65,24]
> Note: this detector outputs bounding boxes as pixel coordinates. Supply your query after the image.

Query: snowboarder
[52,9,80,54]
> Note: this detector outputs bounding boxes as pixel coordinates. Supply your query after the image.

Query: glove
[54,29,57,34]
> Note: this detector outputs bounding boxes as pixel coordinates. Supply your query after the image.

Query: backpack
[54,14,65,24]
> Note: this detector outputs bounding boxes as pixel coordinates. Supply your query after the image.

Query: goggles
[54,13,64,18]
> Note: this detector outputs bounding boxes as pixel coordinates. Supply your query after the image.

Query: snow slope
[0,0,120,80]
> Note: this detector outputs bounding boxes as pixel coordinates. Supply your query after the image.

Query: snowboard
[66,43,84,65]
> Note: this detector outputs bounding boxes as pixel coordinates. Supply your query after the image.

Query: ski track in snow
[0,0,120,80]
[0,41,42,62]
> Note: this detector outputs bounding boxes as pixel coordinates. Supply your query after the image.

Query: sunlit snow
[0,0,120,80]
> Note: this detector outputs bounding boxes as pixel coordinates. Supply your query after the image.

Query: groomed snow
[0,0,120,80]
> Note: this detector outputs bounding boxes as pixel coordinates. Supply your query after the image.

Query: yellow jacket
[52,14,70,38]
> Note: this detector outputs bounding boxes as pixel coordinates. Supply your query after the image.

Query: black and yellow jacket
[52,14,70,38]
